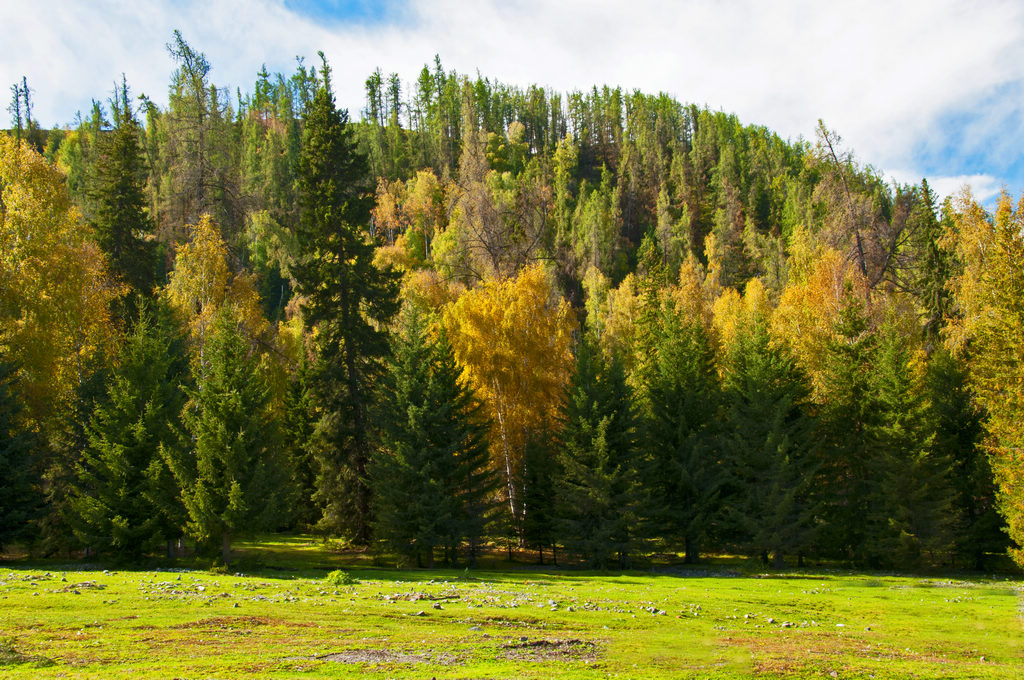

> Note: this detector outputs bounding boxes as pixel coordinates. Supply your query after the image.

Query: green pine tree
[169,307,286,565]
[69,302,189,561]
[867,316,953,569]
[925,348,1007,568]
[722,316,817,568]
[293,52,400,542]
[519,432,561,565]
[814,289,882,564]
[281,349,320,529]
[88,77,158,304]
[558,337,641,569]
[0,355,42,552]
[643,307,724,563]
[371,308,495,567]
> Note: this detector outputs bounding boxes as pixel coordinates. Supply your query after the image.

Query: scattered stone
[469,626,482,631]
[432,603,442,610]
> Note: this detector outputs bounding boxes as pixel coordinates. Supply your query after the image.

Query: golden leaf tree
[443,264,574,534]
[0,135,121,428]
[163,213,268,371]
[945,190,1024,566]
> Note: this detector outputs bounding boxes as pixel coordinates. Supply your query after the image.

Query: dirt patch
[316,649,460,665]
[720,632,956,671]
[499,637,598,662]
[170,616,306,630]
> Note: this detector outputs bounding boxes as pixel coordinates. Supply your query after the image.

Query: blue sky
[3,0,1023,204]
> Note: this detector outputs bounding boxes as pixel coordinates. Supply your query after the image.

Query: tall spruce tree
[293,53,400,542]
[0,356,42,551]
[519,432,561,565]
[925,348,1006,568]
[815,290,881,563]
[169,307,286,564]
[371,308,494,567]
[69,302,188,561]
[557,337,641,569]
[281,350,320,529]
[644,306,724,563]
[722,317,817,568]
[867,316,952,569]
[88,78,158,302]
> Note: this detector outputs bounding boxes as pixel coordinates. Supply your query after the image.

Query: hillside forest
[2,34,1023,572]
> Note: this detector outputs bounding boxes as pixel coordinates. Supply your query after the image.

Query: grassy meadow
[1,537,1021,679]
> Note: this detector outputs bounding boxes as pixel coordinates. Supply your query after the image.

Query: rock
[432,603,442,610]
[411,610,426,617]
[469,625,482,631]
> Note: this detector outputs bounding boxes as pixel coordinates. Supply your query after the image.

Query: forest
[2,32,1023,574]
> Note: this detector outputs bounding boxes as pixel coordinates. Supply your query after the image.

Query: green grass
[1,538,1021,678]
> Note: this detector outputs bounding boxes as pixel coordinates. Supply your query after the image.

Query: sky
[3,0,1023,204]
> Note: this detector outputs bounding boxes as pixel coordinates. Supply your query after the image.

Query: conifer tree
[0,356,42,551]
[293,53,400,542]
[169,308,286,564]
[519,432,560,565]
[925,348,1006,568]
[89,78,158,302]
[557,337,641,569]
[69,302,188,560]
[281,351,320,529]
[722,316,817,567]
[814,290,881,563]
[865,313,952,568]
[371,307,494,567]
[644,305,723,563]
[908,180,951,341]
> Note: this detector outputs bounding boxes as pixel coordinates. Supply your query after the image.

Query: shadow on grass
[3,534,1020,587]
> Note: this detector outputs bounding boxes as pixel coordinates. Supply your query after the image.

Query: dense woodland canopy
[1,34,1022,571]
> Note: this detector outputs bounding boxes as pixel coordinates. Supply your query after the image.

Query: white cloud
[885,169,1002,205]
[3,0,1024,190]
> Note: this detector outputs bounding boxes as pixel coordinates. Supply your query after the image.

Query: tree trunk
[221,531,231,566]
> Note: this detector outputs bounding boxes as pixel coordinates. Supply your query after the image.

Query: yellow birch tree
[443,264,574,533]
[0,135,121,428]
[945,190,1024,566]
